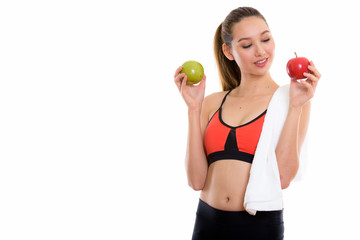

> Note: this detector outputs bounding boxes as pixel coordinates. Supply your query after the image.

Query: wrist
[288,105,303,119]
[187,101,203,112]
[289,105,302,111]
[188,105,202,114]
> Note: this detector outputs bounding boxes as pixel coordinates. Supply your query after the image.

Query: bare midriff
[200,160,251,211]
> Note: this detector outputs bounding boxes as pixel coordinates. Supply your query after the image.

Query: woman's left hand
[289,61,321,108]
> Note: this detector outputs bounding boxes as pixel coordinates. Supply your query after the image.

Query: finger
[180,74,187,93]
[303,72,319,85]
[174,66,183,78]
[198,74,206,88]
[174,72,186,83]
[308,61,321,79]
[302,74,318,95]
[174,73,186,91]
[201,74,206,82]
[300,79,315,97]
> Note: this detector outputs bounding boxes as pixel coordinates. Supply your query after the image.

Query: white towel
[244,84,308,215]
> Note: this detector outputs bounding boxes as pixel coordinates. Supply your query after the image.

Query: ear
[222,43,234,61]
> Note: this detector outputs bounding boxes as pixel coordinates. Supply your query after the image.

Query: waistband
[197,199,283,224]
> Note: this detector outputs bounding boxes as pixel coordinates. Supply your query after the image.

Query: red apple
[180,60,204,84]
[286,52,310,80]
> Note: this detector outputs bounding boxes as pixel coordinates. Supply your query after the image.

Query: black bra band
[207,151,254,166]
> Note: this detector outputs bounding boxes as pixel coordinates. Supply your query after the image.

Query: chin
[252,67,271,77]
[255,61,273,75]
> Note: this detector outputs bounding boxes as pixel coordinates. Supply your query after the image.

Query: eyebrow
[237,30,270,42]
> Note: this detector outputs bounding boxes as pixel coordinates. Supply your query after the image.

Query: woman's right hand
[174,66,206,111]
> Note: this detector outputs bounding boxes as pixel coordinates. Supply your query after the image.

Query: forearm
[185,108,208,191]
[275,106,303,189]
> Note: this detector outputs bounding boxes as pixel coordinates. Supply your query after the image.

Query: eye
[242,44,252,49]
[262,38,270,43]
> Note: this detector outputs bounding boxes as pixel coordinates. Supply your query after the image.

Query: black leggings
[192,199,284,240]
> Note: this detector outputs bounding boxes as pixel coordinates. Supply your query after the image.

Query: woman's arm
[185,105,209,190]
[174,66,208,191]
[276,61,320,189]
[276,102,310,189]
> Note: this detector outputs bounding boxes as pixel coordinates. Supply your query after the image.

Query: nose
[255,43,265,57]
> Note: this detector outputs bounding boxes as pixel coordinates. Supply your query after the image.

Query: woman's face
[225,16,275,78]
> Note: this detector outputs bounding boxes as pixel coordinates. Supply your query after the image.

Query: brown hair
[214,7,267,91]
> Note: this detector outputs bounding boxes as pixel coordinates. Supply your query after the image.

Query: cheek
[233,50,253,67]
[266,41,275,54]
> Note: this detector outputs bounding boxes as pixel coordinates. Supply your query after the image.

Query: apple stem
[294,52,298,58]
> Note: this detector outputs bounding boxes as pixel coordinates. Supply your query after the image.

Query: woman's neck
[233,72,278,97]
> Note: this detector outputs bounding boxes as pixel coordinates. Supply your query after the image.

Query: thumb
[199,74,206,88]
[180,75,187,94]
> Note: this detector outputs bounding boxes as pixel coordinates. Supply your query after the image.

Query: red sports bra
[204,90,266,166]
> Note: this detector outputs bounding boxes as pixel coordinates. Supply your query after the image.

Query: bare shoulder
[202,91,228,119]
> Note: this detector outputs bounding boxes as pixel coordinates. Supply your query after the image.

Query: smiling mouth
[254,58,269,67]
[255,58,268,64]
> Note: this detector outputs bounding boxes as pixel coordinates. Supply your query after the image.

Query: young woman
[174,7,320,240]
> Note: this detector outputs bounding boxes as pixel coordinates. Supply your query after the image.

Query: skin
[174,16,321,211]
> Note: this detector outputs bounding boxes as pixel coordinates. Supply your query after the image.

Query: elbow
[279,165,299,190]
[187,174,205,191]
[280,170,298,189]
[280,178,291,189]
[186,166,207,191]
[188,181,204,191]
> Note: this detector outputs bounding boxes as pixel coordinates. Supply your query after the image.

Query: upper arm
[200,95,213,138]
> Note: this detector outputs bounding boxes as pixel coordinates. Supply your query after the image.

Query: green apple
[180,60,204,85]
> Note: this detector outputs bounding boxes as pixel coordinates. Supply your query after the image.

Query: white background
[1,0,359,239]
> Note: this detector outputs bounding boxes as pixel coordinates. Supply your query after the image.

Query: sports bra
[204,90,266,166]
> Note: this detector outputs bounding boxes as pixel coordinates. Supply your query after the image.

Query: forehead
[232,16,269,39]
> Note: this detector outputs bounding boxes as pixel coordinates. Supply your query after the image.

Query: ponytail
[213,7,267,91]
[214,23,241,91]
